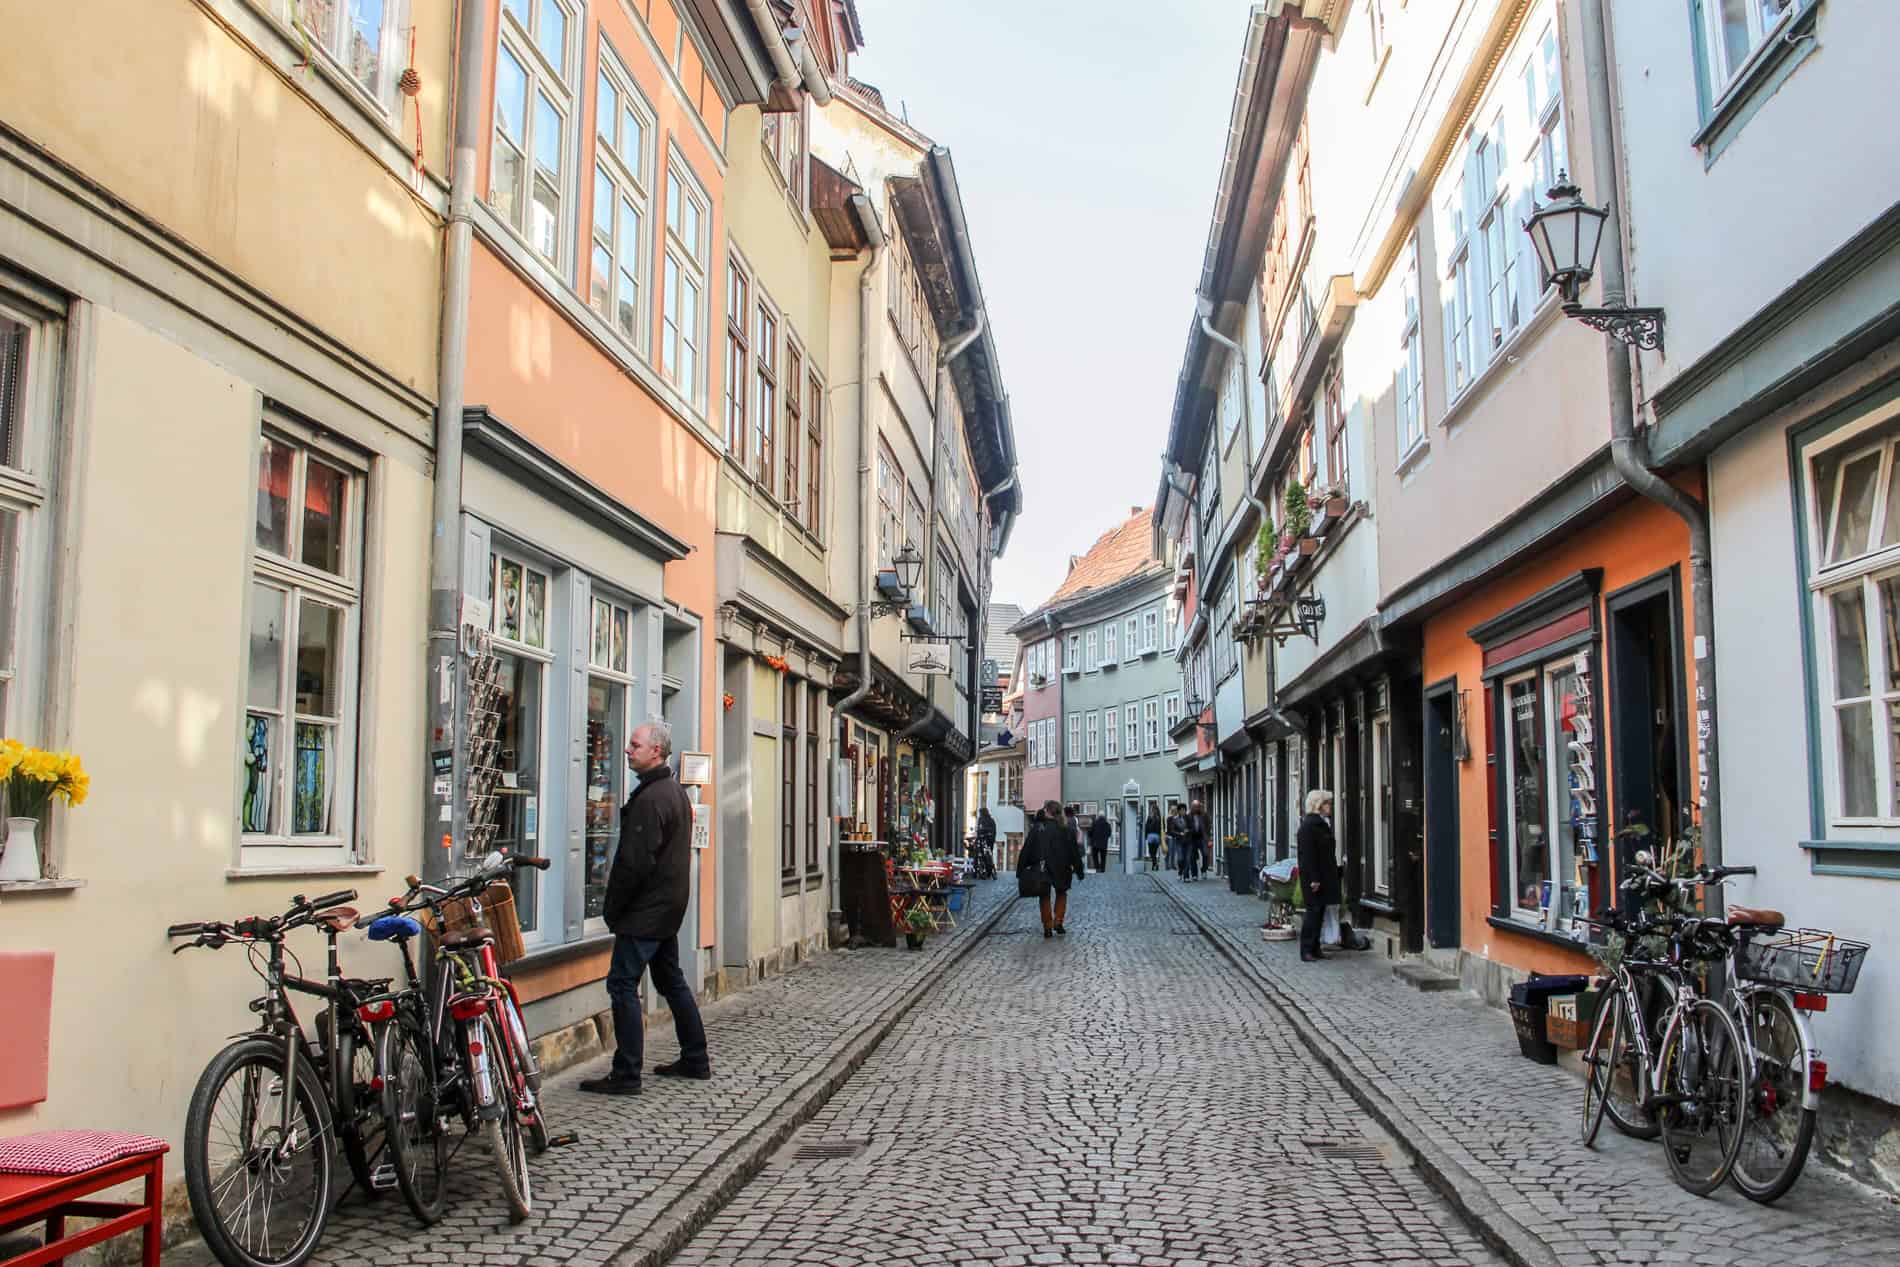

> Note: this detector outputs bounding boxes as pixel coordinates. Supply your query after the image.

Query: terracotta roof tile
[1028,507,1163,617]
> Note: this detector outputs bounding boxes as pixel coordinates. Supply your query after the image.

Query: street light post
[1524,175,1666,352]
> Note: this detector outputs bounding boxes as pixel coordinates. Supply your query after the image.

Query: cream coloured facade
[0,0,451,1166]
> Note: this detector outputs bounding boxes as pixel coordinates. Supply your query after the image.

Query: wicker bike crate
[1736,928,1869,994]
[418,880,528,968]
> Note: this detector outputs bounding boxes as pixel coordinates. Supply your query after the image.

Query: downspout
[424,0,485,880]
[742,0,806,98]
[831,195,885,916]
[781,24,834,105]
[1579,0,1722,886]
[924,312,986,831]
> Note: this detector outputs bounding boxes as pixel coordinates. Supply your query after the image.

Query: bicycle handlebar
[167,887,360,949]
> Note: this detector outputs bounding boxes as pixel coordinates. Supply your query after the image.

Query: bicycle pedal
[545,1131,580,1148]
[369,1163,400,1192]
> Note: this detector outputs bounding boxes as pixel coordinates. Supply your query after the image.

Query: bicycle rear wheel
[1657,999,1748,1196]
[323,1011,385,1200]
[1730,990,1818,1203]
[183,1038,333,1267]
[474,1012,533,1222]
[379,1015,448,1225]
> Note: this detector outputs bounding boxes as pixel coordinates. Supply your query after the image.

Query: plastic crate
[1736,928,1869,994]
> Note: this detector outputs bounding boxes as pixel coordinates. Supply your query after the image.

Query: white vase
[1,816,41,882]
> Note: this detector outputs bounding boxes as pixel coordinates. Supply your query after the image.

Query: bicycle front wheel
[1657,998,1748,1196]
[379,1015,447,1225]
[1730,990,1818,1203]
[183,1038,334,1267]
[1583,990,1647,1144]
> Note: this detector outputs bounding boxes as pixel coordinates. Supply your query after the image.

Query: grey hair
[1304,788,1334,815]
[637,718,675,758]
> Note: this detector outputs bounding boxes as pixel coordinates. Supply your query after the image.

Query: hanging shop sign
[906,643,951,675]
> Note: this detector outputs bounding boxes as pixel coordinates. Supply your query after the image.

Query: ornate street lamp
[1523,173,1664,352]
[870,542,927,618]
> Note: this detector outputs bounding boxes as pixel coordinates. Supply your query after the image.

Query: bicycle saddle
[438,926,495,949]
[313,907,360,932]
[1727,905,1785,930]
[366,913,423,941]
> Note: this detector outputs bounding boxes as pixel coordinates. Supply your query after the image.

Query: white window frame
[490,0,578,269]
[583,591,639,933]
[0,286,62,796]
[1498,664,1583,929]
[1142,697,1161,754]
[1085,629,1099,673]
[1163,692,1183,736]
[1123,615,1140,662]
[1086,711,1100,763]
[1806,404,1900,828]
[1067,713,1081,766]
[1103,619,1118,665]
[1142,607,1160,655]
[1124,703,1141,757]
[241,424,368,867]
[1163,599,1179,654]
[1065,634,1081,675]
[481,543,557,943]
[1441,176,1475,396]
[1397,234,1425,456]
[1371,712,1393,896]
[662,152,711,407]
[1103,706,1120,760]
[280,0,411,113]
[1695,0,1804,106]
[589,42,653,350]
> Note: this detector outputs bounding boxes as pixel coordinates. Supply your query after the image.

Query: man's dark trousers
[1299,899,1326,957]
[605,933,707,1080]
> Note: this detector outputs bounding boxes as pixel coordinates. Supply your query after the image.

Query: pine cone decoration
[399,67,422,97]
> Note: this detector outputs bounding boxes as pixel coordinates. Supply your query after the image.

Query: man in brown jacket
[581,720,710,1095]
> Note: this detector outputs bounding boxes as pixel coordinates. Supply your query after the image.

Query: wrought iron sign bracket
[1246,593,1326,646]
[1562,302,1665,354]
[899,631,969,645]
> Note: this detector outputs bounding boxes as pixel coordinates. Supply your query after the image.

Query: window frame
[759,102,807,210]
[1103,706,1120,760]
[490,0,578,269]
[661,154,711,407]
[281,0,412,114]
[1067,713,1081,767]
[1163,691,1183,736]
[1142,697,1162,755]
[1694,0,1803,114]
[753,296,779,494]
[805,366,824,537]
[589,40,654,351]
[1086,711,1100,763]
[1323,359,1348,497]
[1124,704,1141,757]
[1064,634,1081,675]
[0,289,61,763]
[781,675,797,879]
[1397,235,1425,457]
[1143,607,1160,655]
[1084,628,1099,673]
[724,253,750,463]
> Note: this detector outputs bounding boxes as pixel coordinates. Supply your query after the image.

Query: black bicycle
[167,890,391,1267]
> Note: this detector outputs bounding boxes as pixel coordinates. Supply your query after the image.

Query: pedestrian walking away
[1166,803,1187,876]
[1191,799,1213,877]
[582,720,711,1095]
[1144,806,1162,871]
[1180,801,1204,881]
[1296,788,1340,963]
[1087,811,1111,874]
[974,805,997,876]
[1018,798,1085,937]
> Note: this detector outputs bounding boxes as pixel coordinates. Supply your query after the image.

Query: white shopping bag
[1321,904,1342,948]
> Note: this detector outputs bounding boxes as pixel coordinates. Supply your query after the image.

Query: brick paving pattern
[668,870,1502,1267]
[1156,871,1900,1266]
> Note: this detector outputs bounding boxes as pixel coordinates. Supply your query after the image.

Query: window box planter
[1296,536,1320,558]
[1310,495,1350,537]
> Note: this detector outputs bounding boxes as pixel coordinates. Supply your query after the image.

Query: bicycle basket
[1735,927,1869,994]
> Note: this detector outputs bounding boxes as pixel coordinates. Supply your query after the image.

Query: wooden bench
[0,1132,167,1267]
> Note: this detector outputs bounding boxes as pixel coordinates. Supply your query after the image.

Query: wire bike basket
[1736,927,1869,994]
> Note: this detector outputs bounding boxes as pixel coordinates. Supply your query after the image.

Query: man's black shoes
[579,1073,642,1096]
[653,1060,712,1080]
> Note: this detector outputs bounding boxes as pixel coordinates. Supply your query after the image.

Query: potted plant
[903,904,932,950]
[0,742,89,882]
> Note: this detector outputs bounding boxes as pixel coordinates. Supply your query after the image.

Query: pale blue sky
[849,1,1251,612]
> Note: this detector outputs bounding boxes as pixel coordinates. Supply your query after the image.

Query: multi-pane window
[1124,615,1139,662]
[887,233,939,387]
[1086,711,1100,763]
[1065,634,1081,674]
[1163,692,1184,735]
[1124,704,1141,757]
[1397,236,1425,455]
[1143,607,1160,654]
[491,0,575,265]
[1475,122,1520,352]
[1103,619,1118,664]
[590,47,650,346]
[1323,361,1348,497]
[904,491,926,571]
[876,444,900,571]
[1696,0,1800,102]
[285,0,407,108]
[1164,599,1180,653]
[753,301,778,488]
[243,433,365,853]
[760,106,806,209]
[1104,706,1120,760]
[1067,713,1082,766]
[0,299,57,750]
[1085,629,1099,672]
[1143,698,1162,754]
[585,593,636,924]
[1809,420,1900,823]
[662,161,709,403]
[1442,176,1474,396]
[1523,15,1569,193]
[724,258,750,461]
[1366,0,1387,67]
[783,341,803,507]
[781,677,797,878]
[805,369,824,535]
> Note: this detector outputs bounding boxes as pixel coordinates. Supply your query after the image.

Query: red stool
[0,1131,168,1267]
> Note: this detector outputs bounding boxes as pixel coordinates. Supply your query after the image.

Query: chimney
[1130,505,1142,518]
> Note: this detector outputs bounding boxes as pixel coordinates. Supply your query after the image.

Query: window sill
[0,878,86,895]
[1396,436,1430,478]
[226,863,386,881]
[1485,913,1596,953]
[501,931,616,979]
[1356,893,1397,918]
[1692,2,1821,167]
[1799,838,1900,879]
[1439,292,1565,432]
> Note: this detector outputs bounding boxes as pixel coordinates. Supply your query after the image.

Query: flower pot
[1,817,41,882]
[1322,495,1348,520]
[1296,537,1319,557]
[905,931,926,950]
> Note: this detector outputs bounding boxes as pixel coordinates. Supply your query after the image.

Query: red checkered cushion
[0,1130,168,1176]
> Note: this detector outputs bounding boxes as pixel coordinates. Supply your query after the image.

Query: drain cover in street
[792,1139,869,1161]
[1306,1139,1388,1165]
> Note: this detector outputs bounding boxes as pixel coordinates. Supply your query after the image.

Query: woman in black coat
[1018,798,1085,938]
[1295,789,1340,962]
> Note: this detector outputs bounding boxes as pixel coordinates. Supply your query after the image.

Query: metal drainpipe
[831,198,885,915]
[742,0,805,98]
[423,0,486,880]
[1579,0,1722,886]
[924,312,986,842]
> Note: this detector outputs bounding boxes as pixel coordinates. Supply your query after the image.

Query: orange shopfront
[1418,490,1700,990]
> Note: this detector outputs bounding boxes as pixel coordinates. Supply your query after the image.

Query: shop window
[242,430,367,864]
[782,677,797,878]
[590,44,652,347]
[806,689,821,872]
[1808,415,1900,825]
[1498,657,1593,936]
[584,594,637,925]
[1371,713,1393,895]
[482,549,554,935]
[490,0,576,267]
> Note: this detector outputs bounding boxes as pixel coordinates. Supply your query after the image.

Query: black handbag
[1017,860,1048,898]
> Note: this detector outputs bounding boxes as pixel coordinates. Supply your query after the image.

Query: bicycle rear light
[356,999,397,1024]
[1792,991,1827,1012]
[450,998,489,1021]
[1809,1059,1828,1093]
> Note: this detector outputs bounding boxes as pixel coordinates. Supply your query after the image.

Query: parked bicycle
[370,853,551,1224]
[1579,878,1749,1196]
[167,889,391,1267]
[1600,856,1868,1202]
